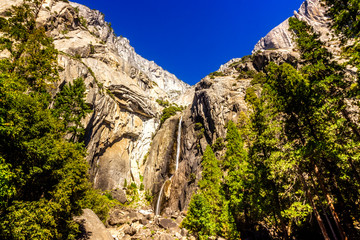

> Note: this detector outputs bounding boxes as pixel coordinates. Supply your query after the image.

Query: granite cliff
[0,0,330,210]
[151,0,335,214]
[0,0,345,238]
[0,0,190,194]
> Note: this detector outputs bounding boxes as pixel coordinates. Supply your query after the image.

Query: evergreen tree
[0,1,106,239]
[182,146,221,239]
[223,120,251,239]
[261,16,360,240]
[182,194,215,240]
[54,78,92,142]
[198,146,222,207]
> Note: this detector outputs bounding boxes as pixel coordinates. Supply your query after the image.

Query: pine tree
[54,78,92,142]
[223,120,251,238]
[182,146,221,239]
[260,16,360,240]
[182,194,215,240]
[0,1,104,239]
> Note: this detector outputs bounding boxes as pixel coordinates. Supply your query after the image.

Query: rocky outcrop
[1,0,342,225]
[0,0,192,192]
[114,37,189,100]
[75,209,114,240]
[253,0,330,53]
[150,75,252,213]
[69,2,189,99]
[0,0,192,191]
[143,115,182,210]
[106,208,188,240]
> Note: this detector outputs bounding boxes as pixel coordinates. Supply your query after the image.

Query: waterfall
[175,116,182,172]
[155,181,166,215]
[155,116,182,215]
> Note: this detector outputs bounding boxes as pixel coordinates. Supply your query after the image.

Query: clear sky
[73,0,305,85]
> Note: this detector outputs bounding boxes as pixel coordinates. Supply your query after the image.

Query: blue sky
[74,0,304,85]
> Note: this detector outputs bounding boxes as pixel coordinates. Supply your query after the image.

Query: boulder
[181,228,189,237]
[158,233,174,240]
[108,209,128,226]
[124,225,137,236]
[127,212,142,222]
[158,218,178,230]
[140,218,149,225]
[175,216,183,225]
[111,189,127,204]
[74,209,113,240]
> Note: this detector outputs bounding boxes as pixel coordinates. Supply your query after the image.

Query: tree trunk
[299,172,330,240]
[313,164,348,240]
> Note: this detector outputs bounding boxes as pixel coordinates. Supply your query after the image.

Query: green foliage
[130,182,137,189]
[160,104,182,124]
[212,137,224,152]
[198,146,222,203]
[197,128,205,139]
[54,78,92,142]
[325,0,360,38]
[144,190,153,203]
[209,71,225,79]
[156,98,170,107]
[0,157,16,209]
[241,55,253,62]
[325,0,360,75]
[188,172,196,183]
[89,44,95,54]
[78,188,113,223]
[73,7,79,14]
[0,1,102,238]
[224,121,247,168]
[183,147,219,237]
[181,194,216,240]
[125,182,139,203]
[194,122,203,131]
[250,71,266,85]
[237,70,257,79]
[281,202,312,226]
[79,16,87,28]
[188,15,360,239]
[104,192,113,200]
[289,17,332,65]
[245,87,260,107]
[246,16,360,239]
[184,145,239,239]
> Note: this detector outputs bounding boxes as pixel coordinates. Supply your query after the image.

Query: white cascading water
[155,116,183,216]
[155,181,166,215]
[175,116,182,172]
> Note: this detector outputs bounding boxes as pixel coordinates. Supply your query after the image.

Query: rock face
[1,0,342,225]
[151,75,252,213]
[253,0,330,53]
[150,0,336,213]
[74,209,114,240]
[143,115,181,212]
[0,0,191,191]
[114,37,189,101]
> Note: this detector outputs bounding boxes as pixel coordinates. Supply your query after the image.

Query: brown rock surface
[74,209,113,240]
[158,218,178,230]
